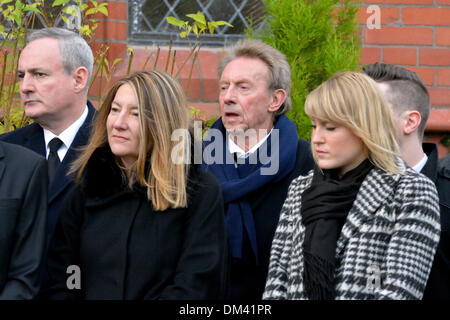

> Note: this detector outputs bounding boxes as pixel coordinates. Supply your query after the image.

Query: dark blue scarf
[202,115,299,263]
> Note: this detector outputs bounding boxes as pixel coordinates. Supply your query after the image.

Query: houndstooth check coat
[263,163,441,300]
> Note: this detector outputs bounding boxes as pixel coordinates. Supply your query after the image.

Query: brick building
[91,0,450,156]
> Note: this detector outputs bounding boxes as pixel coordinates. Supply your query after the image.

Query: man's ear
[402,110,422,135]
[268,89,287,113]
[72,66,89,93]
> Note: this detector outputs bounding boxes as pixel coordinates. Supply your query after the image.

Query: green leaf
[12,10,21,26]
[97,6,108,16]
[2,6,12,19]
[208,22,214,35]
[15,0,24,11]
[210,20,233,28]
[23,7,43,15]
[113,58,122,65]
[193,23,198,35]
[197,24,206,34]
[180,31,187,38]
[166,16,185,28]
[0,0,13,4]
[15,0,23,9]
[186,12,206,26]
[52,0,70,7]
[61,6,74,14]
[80,25,91,36]
[85,8,96,16]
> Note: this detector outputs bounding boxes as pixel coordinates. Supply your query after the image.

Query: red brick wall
[91,0,127,62]
[359,0,450,156]
[92,0,449,156]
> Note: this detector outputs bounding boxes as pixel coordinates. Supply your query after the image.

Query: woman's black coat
[43,146,228,300]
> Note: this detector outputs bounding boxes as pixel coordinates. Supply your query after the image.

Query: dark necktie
[48,137,63,181]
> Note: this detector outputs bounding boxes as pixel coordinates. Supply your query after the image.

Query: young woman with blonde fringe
[42,70,228,300]
[263,71,440,300]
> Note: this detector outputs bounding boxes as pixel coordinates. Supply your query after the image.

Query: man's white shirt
[43,105,89,161]
[227,129,273,167]
[412,153,428,173]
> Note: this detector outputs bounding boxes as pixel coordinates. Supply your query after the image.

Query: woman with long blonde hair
[263,71,440,300]
[43,71,228,300]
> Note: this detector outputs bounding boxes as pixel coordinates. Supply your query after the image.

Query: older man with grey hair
[202,39,314,299]
[0,28,96,288]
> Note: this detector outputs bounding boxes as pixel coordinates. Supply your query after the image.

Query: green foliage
[248,0,362,140]
[164,12,232,96]
[54,0,108,39]
[89,11,231,121]
[166,11,231,39]
[164,12,231,132]
[0,0,108,133]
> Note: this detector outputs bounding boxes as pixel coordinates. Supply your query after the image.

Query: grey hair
[28,27,94,91]
[220,39,291,117]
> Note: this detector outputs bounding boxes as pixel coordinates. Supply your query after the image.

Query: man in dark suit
[364,63,450,300]
[0,141,47,299]
[0,28,95,260]
[202,39,314,299]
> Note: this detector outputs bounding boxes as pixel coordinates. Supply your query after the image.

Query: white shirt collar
[227,128,273,159]
[43,105,89,160]
[412,153,428,173]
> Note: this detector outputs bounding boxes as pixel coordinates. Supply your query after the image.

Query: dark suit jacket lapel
[22,123,46,156]
[49,103,95,203]
[335,165,402,257]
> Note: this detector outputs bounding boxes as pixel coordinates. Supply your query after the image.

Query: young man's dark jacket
[422,144,450,300]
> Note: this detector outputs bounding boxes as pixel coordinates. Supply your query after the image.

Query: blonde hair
[304,71,403,174]
[72,71,191,210]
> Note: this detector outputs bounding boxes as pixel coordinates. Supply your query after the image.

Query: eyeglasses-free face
[107,83,141,168]
[310,117,368,178]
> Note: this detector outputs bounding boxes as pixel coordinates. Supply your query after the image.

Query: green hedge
[248,0,362,140]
